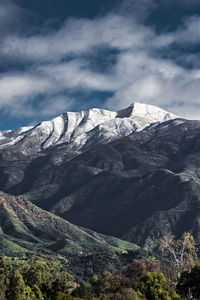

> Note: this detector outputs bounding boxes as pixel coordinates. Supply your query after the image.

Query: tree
[0,255,12,299]
[8,269,35,300]
[122,259,160,289]
[21,257,74,298]
[90,271,113,296]
[55,292,82,300]
[137,272,180,300]
[32,284,43,300]
[108,288,141,300]
[177,265,200,299]
[20,257,52,293]
[52,271,74,295]
[72,282,94,300]
[160,232,198,279]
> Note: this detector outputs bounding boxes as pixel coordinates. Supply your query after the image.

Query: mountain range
[0,103,176,155]
[1,102,200,268]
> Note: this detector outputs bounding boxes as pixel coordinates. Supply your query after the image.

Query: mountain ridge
[0,102,177,155]
[0,191,138,256]
[2,102,200,250]
[2,117,200,247]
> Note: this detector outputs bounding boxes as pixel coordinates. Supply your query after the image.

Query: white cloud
[0,10,200,121]
[38,60,119,91]
[1,14,154,63]
[0,74,51,104]
[0,0,22,39]
[106,50,200,119]
[178,16,200,43]
[37,95,74,117]
[116,0,157,21]
[16,95,74,118]
[153,16,200,48]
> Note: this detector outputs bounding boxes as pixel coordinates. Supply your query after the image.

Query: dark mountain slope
[50,169,200,245]
[71,118,200,176]
[0,191,137,257]
[1,118,200,246]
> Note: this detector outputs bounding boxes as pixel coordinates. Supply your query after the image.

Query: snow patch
[0,103,179,154]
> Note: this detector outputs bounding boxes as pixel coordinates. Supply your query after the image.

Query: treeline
[0,255,74,300]
[1,232,200,299]
[1,255,200,300]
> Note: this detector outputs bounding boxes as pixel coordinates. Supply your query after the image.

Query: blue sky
[1,0,200,129]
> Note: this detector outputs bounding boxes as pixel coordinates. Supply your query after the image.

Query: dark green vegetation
[0,191,139,279]
[0,192,137,255]
[1,232,199,299]
[1,252,200,300]
[1,115,200,298]
[2,117,200,290]
[1,119,200,246]
[0,255,75,300]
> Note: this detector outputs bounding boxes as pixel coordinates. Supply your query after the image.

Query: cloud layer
[1,1,200,125]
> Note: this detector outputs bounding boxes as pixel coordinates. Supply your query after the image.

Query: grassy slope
[0,191,138,257]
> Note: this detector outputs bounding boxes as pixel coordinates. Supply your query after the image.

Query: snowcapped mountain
[0,103,178,155]
[2,102,200,248]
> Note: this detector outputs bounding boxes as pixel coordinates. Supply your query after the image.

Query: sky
[1,0,200,129]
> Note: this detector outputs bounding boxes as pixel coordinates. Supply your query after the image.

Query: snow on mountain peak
[118,102,176,121]
[0,103,178,155]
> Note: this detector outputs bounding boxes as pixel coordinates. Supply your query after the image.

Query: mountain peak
[117,103,134,118]
[0,103,178,155]
[117,102,177,120]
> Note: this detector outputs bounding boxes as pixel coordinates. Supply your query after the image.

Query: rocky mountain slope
[1,103,200,248]
[0,191,137,257]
